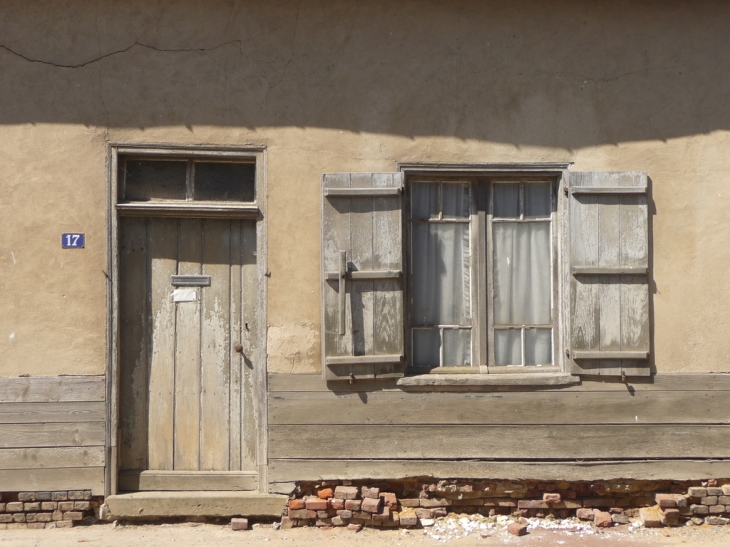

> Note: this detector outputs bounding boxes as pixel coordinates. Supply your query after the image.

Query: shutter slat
[568,172,650,377]
[322,172,405,381]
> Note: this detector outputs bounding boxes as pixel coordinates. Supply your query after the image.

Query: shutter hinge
[563,186,569,196]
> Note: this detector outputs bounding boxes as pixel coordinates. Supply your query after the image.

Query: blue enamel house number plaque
[62,233,85,248]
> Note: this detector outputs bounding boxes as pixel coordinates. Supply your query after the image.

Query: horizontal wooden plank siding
[0,401,105,423]
[0,376,105,402]
[269,390,730,425]
[0,447,105,469]
[268,373,730,484]
[270,425,730,459]
[0,376,106,493]
[0,468,104,495]
[270,459,730,483]
[119,471,258,492]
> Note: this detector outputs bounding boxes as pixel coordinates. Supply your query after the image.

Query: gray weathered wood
[0,376,105,403]
[569,172,650,376]
[229,222,243,472]
[200,220,232,471]
[241,220,259,472]
[325,187,402,197]
[269,372,730,392]
[270,424,730,460]
[0,422,105,448]
[116,202,260,219]
[0,401,105,423]
[268,389,729,425]
[174,219,203,470]
[0,467,104,495]
[570,186,647,195]
[119,218,149,471]
[325,354,402,366]
[147,218,178,470]
[573,351,649,360]
[119,471,257,491]
[269,458,730,484]
[396,373,579,387]
[322,173,404,381]
[0,446,105,469]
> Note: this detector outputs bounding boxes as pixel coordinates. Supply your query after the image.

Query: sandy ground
[1,522,730,547]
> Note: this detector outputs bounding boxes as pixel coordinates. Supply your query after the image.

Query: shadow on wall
[0,0,728,147]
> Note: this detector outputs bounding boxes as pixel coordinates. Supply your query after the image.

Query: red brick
[361,487,380,499]
[347,523,362,532]
[361,497,382,513]
[24,502,40,512]
[0,515,12,524]
[576,508,594,521]
[709,505,725,514]
[34,513,52,523]
[288,499,305,510]
[431,508,447,517]
[288,508,309,520]
[583,498,615,508]
[420,498,449,508]
[655,494,681,509]
[63,512,84,521]
[279,517,295,530]
[18,493,36,502]
[337,510,353,519]
[344,500,361,511]
[371,507,390,522]
[399,510,418,527]
[58,502,74,512]
[305,498,328,511]
[51,492,68,501]
[330,498,345,510]
[543,493,561,504]
[415,508,432,519]
[74,501,90,511]
[53,521,74,528]
[231,518,249,531]
[41,502,57,511]
[13,514,25,523]
[68,491,85,501]
[594,510,613,528]
[400,499,420,507]
[27,523,45,530]
[507,522,527,536]
[334,486,359,500]
[317,488,333,500]
[379,493,397,510]
[316,511,329,519]
[559,490,577,499]
[5,503,22,513]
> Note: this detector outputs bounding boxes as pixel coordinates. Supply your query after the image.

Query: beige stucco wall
[1,0,729,376]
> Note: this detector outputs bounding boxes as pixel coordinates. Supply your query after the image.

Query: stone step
[104,491,287,518]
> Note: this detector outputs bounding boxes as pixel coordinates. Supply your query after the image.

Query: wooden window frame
[399,162,570,376]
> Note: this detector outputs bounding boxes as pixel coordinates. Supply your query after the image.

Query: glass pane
[525,328,552,365]
[442,183,470,219]
[411,183,440,220]
[413,329,440,368]
[443,329,471,366]
[525,183,551,218]
[412,222,470,326]
[194,162,255,202]
[493,183,519,218]
[123,160,187,201]
[494,329,521,366]
[493,222,551,325]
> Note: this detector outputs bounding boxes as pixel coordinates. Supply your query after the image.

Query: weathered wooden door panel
[119,218,258,483]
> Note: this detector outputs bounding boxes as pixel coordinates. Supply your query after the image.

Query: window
[118,158,256,203]
[320,167,651,382]
[407,177,557,372]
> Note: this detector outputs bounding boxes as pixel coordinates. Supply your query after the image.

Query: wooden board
[268,373,730,392]
[269,458,730,484]
[0,422,105,449]
[268,389,730,425]
[0,446,105,469]
[118,471,257,491]
[0,467,104,495]
[0,376,105,403]
[0,401,105,423]
[241,221,258,472]
[269,424,730,459]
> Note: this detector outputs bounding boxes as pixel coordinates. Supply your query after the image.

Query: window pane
[493,222,551,325]
[443,329,471,366]
[411,183,439,220]
[493,183,519,218]
[412,222,470,326]
[442,183,470,219]
[525,328,552,365]
[194,162,255,202]
[525,183,551,218]
[413,329,440,367]
[494,329,521,366]
[123,160,187,201]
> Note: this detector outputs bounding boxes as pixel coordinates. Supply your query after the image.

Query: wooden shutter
[321,173,405,381]
[568,172,650,376]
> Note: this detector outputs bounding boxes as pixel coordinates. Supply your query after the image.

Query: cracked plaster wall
[1,0,730,375]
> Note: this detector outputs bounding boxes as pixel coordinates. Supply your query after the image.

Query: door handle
[234,343,244,354]
[339,250,347,336]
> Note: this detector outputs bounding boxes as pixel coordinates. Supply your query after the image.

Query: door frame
[106,143,269,497]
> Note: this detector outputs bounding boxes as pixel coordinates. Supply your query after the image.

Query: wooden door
[118,217,259,491]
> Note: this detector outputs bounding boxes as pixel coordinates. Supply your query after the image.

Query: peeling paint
[267,322,320,374]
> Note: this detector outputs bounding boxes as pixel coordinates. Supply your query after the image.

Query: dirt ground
[1,522,730,547]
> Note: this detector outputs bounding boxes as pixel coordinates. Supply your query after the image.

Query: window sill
[396,373,580,387]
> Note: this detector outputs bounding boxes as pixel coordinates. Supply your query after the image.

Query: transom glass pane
[443,329,471,366]
[494,329,521,366]
[493,183,520,218]
[442,183,470,219]
[413,329,440,368]
[411,183,440,220]
[194,162,255,202]
[525,328,552,365]
[123,160,187,201]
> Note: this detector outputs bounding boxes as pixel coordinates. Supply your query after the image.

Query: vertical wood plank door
[119,218,258,491]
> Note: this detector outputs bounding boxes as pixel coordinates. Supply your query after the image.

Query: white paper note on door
[172,289,197,303]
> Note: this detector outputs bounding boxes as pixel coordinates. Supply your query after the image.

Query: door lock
[234,343,244,354]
